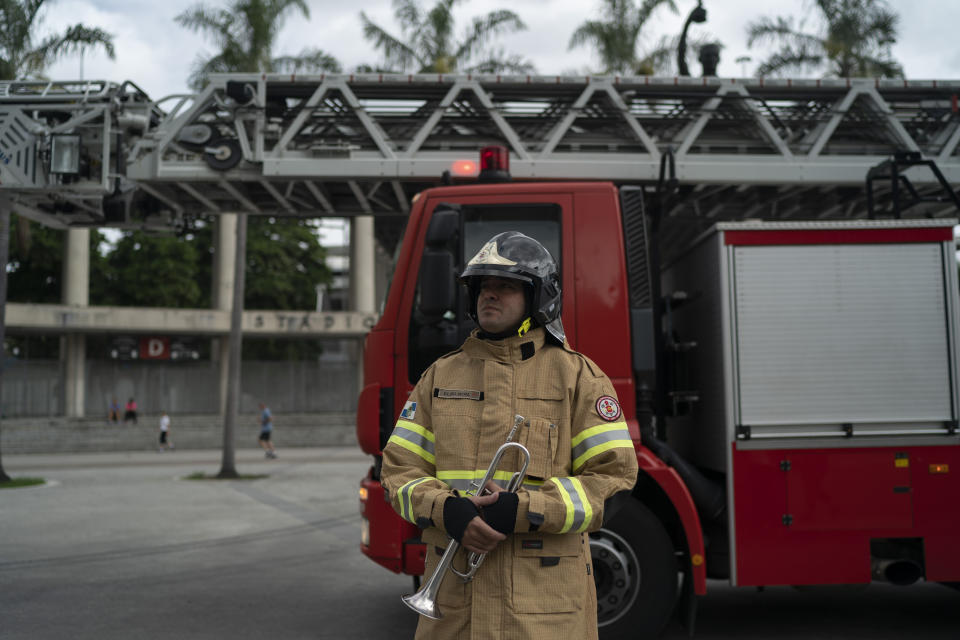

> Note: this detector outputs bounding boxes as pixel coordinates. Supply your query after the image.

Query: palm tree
[0,0,115,80]
[567,0,679,75]
[175,0,341,90]
[360,0,533,74]
[179,0,337,477]
[746,0,903,77]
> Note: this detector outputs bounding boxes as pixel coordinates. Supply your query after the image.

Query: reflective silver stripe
[556,477,587,532]
[387,420,436,464]
[398,476,431,524]
[442,477,542,493]
[571,422,632,471]
[390,425,435,457]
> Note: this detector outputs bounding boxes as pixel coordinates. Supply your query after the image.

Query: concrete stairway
[0,412,356,454]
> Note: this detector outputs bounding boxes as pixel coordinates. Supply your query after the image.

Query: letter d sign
[139,336,170,360]
[148,339,164,357]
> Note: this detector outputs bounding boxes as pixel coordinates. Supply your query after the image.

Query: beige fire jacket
[382,327,639,640]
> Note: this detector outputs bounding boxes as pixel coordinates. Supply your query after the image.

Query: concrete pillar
[62,228,89,418]
[213,214,238,415]
[349,216,376,394]
[349,216,376,313]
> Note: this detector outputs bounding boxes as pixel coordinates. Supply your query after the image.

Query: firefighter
[381,231,639,640]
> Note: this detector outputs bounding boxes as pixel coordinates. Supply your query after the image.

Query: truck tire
[594,501,679,640]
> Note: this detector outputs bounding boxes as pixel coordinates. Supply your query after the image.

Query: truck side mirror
[417,203,461,319]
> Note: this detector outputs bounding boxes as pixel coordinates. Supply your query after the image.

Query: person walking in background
[108,397,121,423]
[158,411,173,451]
[258,402,277,459]
[124,397,138,424]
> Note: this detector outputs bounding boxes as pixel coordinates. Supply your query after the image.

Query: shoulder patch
[400,401,417,420]
[596,396,622,421]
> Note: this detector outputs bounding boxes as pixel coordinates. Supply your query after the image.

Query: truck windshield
[407,202,562,383]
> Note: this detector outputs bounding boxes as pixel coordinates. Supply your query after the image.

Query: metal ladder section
[2,73,960,234]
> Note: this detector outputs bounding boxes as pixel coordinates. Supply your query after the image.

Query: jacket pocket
[516,386,565,426]
[421,528,469,608]
[519,418,557,480]
[510,533,584,613]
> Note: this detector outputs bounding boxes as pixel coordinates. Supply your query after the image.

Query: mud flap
[676,559,698,637]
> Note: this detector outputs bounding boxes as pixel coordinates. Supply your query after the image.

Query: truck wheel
[593,501,679,640]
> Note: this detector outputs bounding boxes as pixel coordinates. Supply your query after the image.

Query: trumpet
[401,414,530,620]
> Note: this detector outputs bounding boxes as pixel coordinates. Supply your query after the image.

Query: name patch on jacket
[434,388,484,401]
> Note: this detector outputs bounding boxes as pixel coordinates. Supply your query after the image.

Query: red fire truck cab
[357,153,960,638]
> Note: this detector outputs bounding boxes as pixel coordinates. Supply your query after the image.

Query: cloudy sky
[37,0,960,101]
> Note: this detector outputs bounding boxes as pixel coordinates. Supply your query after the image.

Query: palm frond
[746,16,820,50]
[23,24,114,75]
[393,0,423,32]
[637,0,678,26]
[755,46,823,77]
[455,10,525,63]
[360,10,420,72]
[567,21,605,51]
[272,48,342,74]
[466,48,535,74]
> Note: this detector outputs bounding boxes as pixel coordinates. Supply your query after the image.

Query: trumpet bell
[401,590,442,620]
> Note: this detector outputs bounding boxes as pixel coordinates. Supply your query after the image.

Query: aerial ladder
[1,72,959,248]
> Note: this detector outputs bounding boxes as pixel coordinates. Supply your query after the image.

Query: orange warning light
[450,159,479,177]
[929,464,949,474]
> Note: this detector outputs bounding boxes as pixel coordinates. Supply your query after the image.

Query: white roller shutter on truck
[726,223,958,441]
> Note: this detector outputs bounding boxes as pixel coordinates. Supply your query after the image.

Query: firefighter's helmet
[460,231,564,344]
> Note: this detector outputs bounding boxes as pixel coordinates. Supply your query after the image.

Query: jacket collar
[462,326,546,363]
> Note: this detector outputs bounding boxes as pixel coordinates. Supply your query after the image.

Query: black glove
[443,496,480,543]
[481,492,519,535]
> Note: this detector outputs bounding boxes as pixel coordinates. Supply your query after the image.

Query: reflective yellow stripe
[387,434,436,465]
[398,476,431,523]
[437,469,543,494]
[551,477,576,533]
[569,476,593,532]
[572,439,634,472]
[571,422,628,447]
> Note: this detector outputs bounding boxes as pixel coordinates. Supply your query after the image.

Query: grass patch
[0,477,46,489]
[184,472,269,481]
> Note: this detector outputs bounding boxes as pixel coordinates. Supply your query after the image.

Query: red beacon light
[449,159,479,178]
[478,145,511,182]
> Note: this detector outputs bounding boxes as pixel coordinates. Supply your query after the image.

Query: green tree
[746,0,903,77]
[567,0,678,75]
[6,215,64,304]
[175,0,341,90]
[245,217,330,311]
[242,217,332,360]
[92,231,205,308]
[5,217,107,359]
[360,0,533,74]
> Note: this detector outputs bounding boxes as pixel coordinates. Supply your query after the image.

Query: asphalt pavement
[1,448,957,640]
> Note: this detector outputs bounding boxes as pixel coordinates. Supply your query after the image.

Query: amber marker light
[359,486,369,501]
[450,159,479,178]
[929,464,950,474]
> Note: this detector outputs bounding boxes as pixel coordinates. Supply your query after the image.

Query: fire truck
[357,149,960,636]
[3,72,960,638]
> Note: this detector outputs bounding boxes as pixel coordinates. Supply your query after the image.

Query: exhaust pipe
[872,558,923,586]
